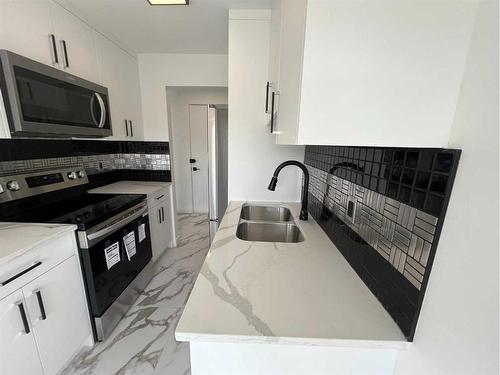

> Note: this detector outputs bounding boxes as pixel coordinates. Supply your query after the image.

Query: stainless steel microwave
[0,50,112,138]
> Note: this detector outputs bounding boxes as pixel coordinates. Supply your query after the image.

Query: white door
[50,2,100,82]
[24,256,90,375]
[0,290,44,375]
[189,105,209,213]
[0,1,56,67]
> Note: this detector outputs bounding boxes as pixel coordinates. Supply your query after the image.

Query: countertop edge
[0,223,77,266]
[174,331,410,350]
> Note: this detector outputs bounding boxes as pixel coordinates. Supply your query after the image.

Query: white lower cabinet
[25,256,90,375]
[148,188,176,262]
[149,199,174,262]
[0,234,92,375]
[0,289,44,375]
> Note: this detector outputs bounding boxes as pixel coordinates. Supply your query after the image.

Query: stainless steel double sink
[236,204,305,243]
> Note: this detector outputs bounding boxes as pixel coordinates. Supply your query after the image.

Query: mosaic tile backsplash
[0,139,170,179]
[304,145,460,340]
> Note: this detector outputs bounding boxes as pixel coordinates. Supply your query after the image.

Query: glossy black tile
[0,139,169,161]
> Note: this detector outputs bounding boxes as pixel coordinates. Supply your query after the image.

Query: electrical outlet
[347,198,356,223]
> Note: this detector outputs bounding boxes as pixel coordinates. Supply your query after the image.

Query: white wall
[166,87,228,213]
[138,53,228,141]
[394,2,499,374]
[228,10,305,203]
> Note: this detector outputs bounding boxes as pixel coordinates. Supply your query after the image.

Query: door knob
[192,167,200,171]
[189,158,196,163]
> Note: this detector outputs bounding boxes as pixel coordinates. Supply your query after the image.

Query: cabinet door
[122,52,144,140]
[268,0,282,90]
[50,2,99,82]
[149,205,166,262]
[0,0,56,66]
[24,256,91,375]
[96,33,128,139]
[96,33,143,140]
[275,0,307,145]
[0,290,44,375]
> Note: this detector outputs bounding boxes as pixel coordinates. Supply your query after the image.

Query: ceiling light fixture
[146,0,189,5]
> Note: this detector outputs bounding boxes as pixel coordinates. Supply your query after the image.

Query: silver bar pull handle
[86,203,147,244]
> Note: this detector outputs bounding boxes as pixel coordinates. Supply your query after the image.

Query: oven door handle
[86,204,148,245]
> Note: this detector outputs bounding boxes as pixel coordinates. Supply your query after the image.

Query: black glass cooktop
[0,192,145,231]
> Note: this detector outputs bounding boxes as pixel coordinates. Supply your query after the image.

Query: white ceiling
[59,0,272,55]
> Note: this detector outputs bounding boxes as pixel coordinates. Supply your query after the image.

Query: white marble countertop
[88,181,171,196]
[176,201,409,349]
[0,222,77,267]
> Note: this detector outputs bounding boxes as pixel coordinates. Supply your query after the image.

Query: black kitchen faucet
[268,160,309,221]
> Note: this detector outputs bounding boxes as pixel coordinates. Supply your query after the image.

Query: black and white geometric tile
[308,165,435,290]
[304,145,461,340]
[0,153,170,177]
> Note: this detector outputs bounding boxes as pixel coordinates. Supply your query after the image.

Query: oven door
[79,204,152,318]
[0,49,111,137]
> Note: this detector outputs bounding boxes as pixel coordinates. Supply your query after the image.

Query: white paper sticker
[138,223,146,243]
[104,242,120,270]
[123,231,137,260]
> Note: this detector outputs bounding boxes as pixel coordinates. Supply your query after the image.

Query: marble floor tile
[62,214,209,375]
[62,306,182,375]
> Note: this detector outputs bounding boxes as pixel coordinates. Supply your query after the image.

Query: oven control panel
[0,167,88,203]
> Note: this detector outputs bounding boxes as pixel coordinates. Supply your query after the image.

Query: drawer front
[148,186,170,208]
[0,233,76,299]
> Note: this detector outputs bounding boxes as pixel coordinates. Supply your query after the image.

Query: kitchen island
[176,201,409,375]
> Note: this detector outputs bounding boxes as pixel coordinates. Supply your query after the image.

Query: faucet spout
[268,160,309,220]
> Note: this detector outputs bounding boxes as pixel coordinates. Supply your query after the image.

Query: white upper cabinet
[270,0,477,147]
[96,33,143,140]
[0,1,56,67]
[49,2,100,83]
[0,1,145,140]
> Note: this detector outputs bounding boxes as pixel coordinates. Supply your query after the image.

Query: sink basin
[236,221,305,243]
[240,205,293,222]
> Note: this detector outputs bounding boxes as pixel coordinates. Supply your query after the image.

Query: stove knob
[77,170,86,179]
[0,184,4,194]
[6,180,20,191]
[67,172,77,180]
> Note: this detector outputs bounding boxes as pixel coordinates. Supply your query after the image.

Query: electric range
[0,167,154,341]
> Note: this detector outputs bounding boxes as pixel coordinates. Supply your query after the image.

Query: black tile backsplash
[0,139,168,161]
[304,145,461,340]
[87,170,171,189]
[304,146,459,217]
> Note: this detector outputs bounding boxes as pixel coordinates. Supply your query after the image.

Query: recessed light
[147,0,189,5]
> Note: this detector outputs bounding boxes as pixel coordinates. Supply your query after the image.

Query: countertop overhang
[175,201,409,350]
[0,223,77,266]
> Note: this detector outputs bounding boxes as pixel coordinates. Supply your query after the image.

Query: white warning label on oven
[123,231,137,260]
[104,242,120,270]
[138,223,146,243]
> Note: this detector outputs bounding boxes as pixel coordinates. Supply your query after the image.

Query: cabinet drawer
[147,186,170,208]
[0,233,76,299]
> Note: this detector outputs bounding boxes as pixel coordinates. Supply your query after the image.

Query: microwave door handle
[90,93,99,126]
[94,93,106,128]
